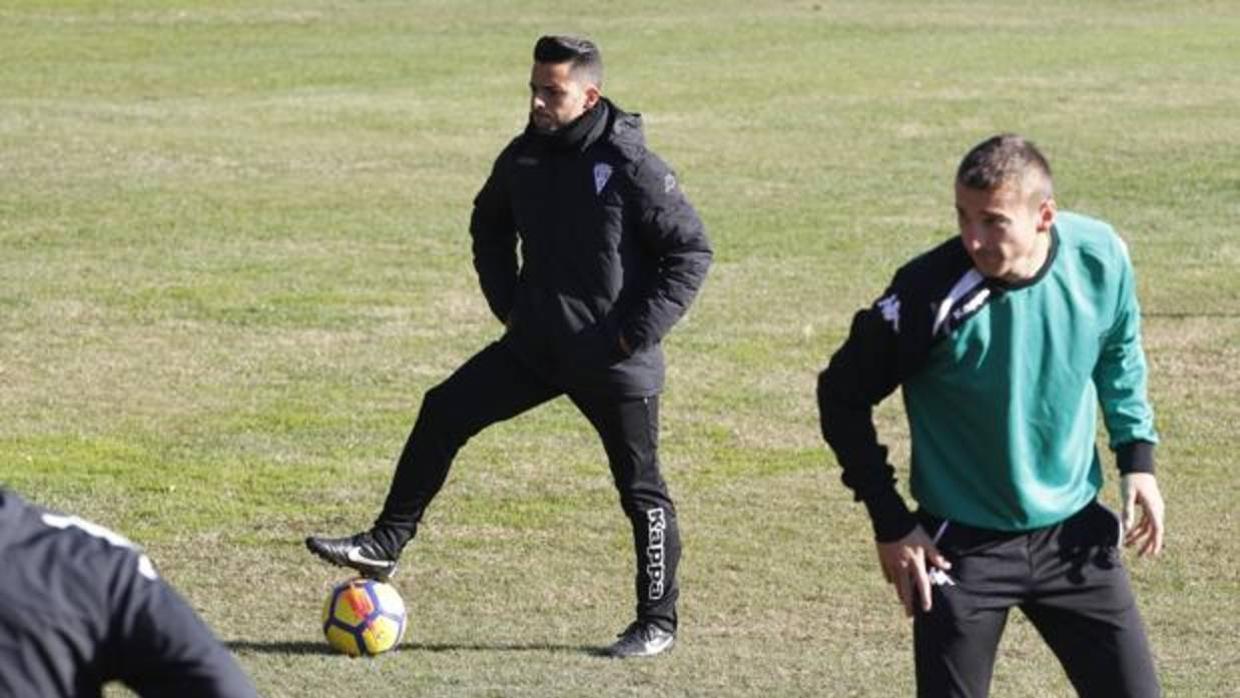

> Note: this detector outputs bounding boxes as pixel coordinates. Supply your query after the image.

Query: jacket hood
[601,98,647,161]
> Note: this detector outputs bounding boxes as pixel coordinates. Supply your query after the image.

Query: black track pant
[372,341,680,631]
[912,500,1159,697]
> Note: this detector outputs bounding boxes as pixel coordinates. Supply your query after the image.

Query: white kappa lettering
[645,508,667,600]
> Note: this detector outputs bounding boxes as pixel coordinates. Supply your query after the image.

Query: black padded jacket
[470,98,712,397]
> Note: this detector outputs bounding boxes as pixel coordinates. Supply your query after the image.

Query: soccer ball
[322,577,407,657]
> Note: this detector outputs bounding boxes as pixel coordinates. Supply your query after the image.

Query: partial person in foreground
[307,35,711,658]
[817,134,1164,697]
[0,487,258,698]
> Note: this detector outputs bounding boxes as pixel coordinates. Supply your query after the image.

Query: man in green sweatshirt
[818,134,1164,697]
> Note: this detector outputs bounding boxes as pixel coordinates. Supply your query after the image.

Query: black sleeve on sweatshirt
[1116,440,1156,475]
[470,144,520,323]
[817,298,919,543]
[0,491,258,698]
[109,564,259,698]
[618,153,712,352]
[818,240,973,543]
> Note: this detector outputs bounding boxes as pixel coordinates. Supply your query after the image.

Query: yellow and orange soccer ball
[322,578,407,657]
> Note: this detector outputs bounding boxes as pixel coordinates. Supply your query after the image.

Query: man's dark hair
[957,133,1053,201]
[534,35,604,87]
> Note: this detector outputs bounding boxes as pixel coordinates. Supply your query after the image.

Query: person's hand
[875,525,952,617]
[1121,472,1165,557]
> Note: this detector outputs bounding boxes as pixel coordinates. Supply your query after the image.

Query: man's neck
[544,99,606,150]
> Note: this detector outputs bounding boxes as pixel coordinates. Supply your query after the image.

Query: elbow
[816,362,866,444]
[816,368,841,441]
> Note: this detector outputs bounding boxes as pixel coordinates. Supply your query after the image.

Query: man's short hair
[534,35,603,87]
[957,134,1053,202]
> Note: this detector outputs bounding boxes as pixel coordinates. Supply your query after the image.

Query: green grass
[3,1,1238,695]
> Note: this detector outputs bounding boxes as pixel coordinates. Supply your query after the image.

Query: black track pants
[374,341,680,631]
[913,500,1159,698]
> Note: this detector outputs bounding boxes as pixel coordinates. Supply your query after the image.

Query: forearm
[469,152,519,323]
[469,210,518,322]
[817,371,916,542]
[1095,253,1159,452]
[471,252,517,322]
[619,245,711,349]
[621,153,712,349]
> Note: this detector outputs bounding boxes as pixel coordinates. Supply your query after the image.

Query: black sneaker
[604,621,675,658]
[305,531,399,580]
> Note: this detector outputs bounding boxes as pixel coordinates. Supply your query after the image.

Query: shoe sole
[305,538,398,580]
[605,637,675,659]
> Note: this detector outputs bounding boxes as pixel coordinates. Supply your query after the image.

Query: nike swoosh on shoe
[346,548,392,567]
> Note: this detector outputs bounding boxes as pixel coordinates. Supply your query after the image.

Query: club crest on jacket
[593,162,613,194]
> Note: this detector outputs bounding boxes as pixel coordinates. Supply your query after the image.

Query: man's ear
[583,84,601,110]
[1037,196,1057,233]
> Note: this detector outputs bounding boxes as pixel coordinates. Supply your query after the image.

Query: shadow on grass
[226,640,607,657]
[1146,311,1240,318]
[226,641,337,656]
[406,641,604,656]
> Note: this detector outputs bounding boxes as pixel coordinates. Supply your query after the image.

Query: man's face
[955,180,1056,282]
[529,61,598,133]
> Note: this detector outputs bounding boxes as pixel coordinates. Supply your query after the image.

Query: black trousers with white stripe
[913,501,1159,698]
[374,340,680,632]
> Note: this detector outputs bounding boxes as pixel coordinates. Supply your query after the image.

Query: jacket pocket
[573,316,625,368]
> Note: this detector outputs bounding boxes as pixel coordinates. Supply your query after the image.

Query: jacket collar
[526,98,609,152]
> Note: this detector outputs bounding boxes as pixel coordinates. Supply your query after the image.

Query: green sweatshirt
[819,211,1158,538]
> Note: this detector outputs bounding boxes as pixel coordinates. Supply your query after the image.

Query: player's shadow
[226,640,604,656]
[407,641,603,656]
[226,641,338,656]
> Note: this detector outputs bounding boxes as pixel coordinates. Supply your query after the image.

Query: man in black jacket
[307,35,711,658]
[0,488,258,698]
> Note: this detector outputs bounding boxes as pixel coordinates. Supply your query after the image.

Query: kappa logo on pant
[645,508,666,600]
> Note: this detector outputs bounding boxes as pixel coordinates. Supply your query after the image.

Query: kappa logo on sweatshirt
[877,293,901,334]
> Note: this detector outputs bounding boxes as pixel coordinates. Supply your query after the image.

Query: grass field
[3,1,1238,695]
